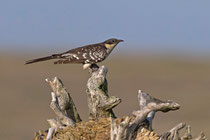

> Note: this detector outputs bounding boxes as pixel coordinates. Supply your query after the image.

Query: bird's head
[103,38,124,51]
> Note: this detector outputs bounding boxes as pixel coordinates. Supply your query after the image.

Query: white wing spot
[89,52,95,60]
[85,59,90,63]
[73,54,79,60]
[82,53,87,59]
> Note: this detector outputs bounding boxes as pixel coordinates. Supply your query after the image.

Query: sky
[0,0,210,53]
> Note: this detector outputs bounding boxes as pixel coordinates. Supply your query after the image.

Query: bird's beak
[118,39,124,42]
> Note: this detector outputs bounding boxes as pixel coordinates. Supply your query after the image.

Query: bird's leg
[83,63,99,73]
[89,64,99,73]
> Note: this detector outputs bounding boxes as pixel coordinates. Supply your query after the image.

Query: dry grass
[33,116,159,140]
[0,52,210,139]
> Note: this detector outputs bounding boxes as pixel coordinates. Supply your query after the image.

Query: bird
[25,38,124,69]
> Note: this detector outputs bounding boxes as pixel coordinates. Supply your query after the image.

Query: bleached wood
[47,119,63,129]
[45,77,82,139]
[160,123,186,140]
[111,90,181,140]
[46,77,81,123]
[110,116,131,140]
[130,90,180,133]
[169,123,186,133]
[138,89,156,130]
[87,65,121,120]
[194,132,207,140]
[161,123,207,140]
[46,128,55,140]
[181,125,193,140]
[49,92,75,126]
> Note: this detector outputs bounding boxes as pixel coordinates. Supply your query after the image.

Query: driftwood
[160,123,207,140]
[33,65,207,140]
[44,77,82,139]
[45,77,81,125]
[87,65,121,119]
[110,90,180,140]
[160,123,186,140]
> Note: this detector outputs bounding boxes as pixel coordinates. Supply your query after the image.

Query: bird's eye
[112,40,116,43]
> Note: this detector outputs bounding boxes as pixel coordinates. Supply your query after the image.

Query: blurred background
[0,0,210,139]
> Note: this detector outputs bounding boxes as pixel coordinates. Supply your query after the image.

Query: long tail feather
[25,55,58,65]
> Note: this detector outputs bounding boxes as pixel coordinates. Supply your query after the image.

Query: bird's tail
[25,54,60,65]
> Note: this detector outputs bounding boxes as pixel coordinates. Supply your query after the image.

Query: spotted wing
[54,44,107,64]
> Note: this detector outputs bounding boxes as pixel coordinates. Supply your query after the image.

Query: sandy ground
[0,52,209,139]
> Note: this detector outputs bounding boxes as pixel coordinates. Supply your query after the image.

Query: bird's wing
[54,44,107,64]
[54,52,86,64]
[54,45,91,64]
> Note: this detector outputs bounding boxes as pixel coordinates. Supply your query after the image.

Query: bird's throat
[105,44,117,50]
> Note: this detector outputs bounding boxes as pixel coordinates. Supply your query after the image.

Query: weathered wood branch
[44,77,82,139]
[160,123,207,140]
[110,116,132,140]
[46,128,55,140]
[87,65,121,120]
[110,90,180,140]
[46,77,81,124]
[49,92,75,126]
[160,123,186,140]
[181,125,193,140]
[194,132,207,140]
[47,119,63,129]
